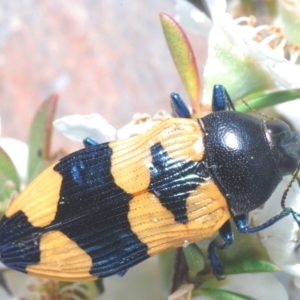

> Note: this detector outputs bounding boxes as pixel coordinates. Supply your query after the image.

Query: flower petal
[251,176,300,265]
[53,114,116,144]
[117,112,170,139]
[219,273,288,300]
[3,270,36,298]
[203,14,276,104]
[174,0,212,38]
[98,257,162,300]
[168,284,194,300]
[0,138,28,184]
[0,286,16,300]
[275,98,300,132]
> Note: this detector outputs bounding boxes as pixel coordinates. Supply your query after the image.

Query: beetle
[0,84,300,281]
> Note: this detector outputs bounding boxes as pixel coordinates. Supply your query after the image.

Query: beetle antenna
[240,98,275,120]
[281,161,300,210]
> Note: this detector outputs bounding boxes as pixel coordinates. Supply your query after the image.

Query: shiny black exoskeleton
[173,85,300,279]
[202,111,299,216]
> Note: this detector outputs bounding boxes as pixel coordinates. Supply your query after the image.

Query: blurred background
[0,0,207,152]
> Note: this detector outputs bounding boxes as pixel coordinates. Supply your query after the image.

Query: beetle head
[265,119,300,176]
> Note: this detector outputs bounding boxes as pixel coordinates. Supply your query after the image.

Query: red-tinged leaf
[27,94,58,183]
[160,13,201,117]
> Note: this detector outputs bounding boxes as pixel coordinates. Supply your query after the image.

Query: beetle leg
[209,209,300,279]
[117,269,128,277]
[234,209,300,233]
[170,93,192,118]
[83,137,99,147]
[208,220,233,280]
[212,85,235,112]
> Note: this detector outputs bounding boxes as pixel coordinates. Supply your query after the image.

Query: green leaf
[27,94,58,183]
[182,244,206,275]
[0,147,20,214]
[235,88,300,113]
[223,259,278,275]
[194,288,257,300]
[160,13,201,117]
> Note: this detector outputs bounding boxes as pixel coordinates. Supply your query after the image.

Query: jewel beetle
[0,85,300,281]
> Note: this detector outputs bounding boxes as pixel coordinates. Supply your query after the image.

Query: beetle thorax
[201,111,282,216]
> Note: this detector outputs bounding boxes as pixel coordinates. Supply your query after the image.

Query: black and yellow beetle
[0,85,300,281]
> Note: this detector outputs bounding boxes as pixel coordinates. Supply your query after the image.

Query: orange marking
[5,163,62,227]
[128,179,230,256]
[110,118,204,194]
[27,230,98,281]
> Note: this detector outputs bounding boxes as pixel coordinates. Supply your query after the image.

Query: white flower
[0,287,16,300]
[168,284,194,300]
[174,0,300,104]
[53,114,116,144]
[95,257,162,300]
[174,0,212,38]
[53,111,171,144]
[117,112,170,139]
[0,138,28,185]
[251,176,300,273]
[0,271,35,300]
[0,270,101,300]
[175,1,300,295]
[274,99,300,133]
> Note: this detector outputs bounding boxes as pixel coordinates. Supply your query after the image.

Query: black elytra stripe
[48,142,149,277]
[0,212,41,273]
[148,142,208,224]
[0,142,149,277]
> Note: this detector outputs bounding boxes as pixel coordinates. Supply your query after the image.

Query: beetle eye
[278,154,299,176]
[266,119,300,176]
[266,119,290,135]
